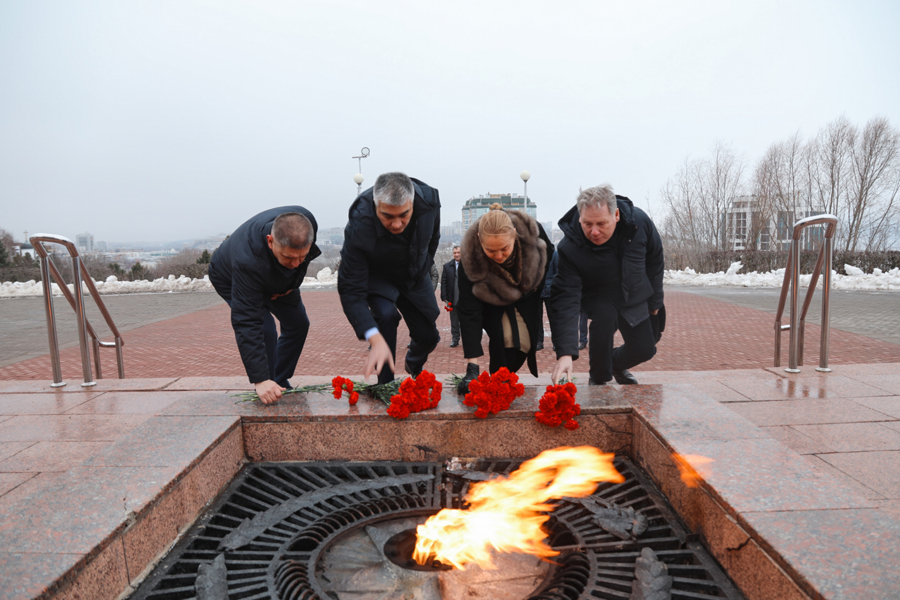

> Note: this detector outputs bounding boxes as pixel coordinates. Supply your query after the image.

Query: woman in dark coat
[456,204,554,393]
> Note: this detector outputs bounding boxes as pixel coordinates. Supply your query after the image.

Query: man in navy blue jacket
[549,185,665,386]
[339,172,441,383]
[208,207,320,403]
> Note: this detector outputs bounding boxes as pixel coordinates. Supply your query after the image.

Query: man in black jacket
[208,207,321,404]
[440,245,461,347]
[549,185,665,385]
[338,172,441,383]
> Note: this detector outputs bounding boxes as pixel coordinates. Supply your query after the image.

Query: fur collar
[461,210,547,305]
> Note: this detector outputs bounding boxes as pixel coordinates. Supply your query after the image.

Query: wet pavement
[0,366,899,599]
[0,287,899,598]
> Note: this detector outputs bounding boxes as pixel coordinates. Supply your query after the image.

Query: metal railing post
[93,338,103,379]
[39,254,66,387]
[115,337,125,378]
[772,215,838,374]
[31,234,126,386]
[786,239,802,373]
[817,236,833,372]
[71,255,96,387]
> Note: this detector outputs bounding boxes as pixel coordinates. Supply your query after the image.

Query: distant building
[540,221,553,237]
[75,232,94,253]
[320,227,344,246]
[462,193,537,230]
[724,196,825,252]
[95,241,108,252]
[439,221,464,244]
[18,241,35,259]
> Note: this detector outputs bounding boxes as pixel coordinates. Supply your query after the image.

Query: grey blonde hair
[373,172,415,207]
[576,184,617,215]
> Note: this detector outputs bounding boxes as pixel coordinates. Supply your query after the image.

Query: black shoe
[457,363,480,395]
[405,359,422,379]
[450,341,459,348]
[613,369,638,385]
[588,378,606,386]
[535,342,544,350]
[578,341,587,350]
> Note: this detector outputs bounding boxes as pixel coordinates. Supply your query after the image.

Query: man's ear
[266,234,274,249]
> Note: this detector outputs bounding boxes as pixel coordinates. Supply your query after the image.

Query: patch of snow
[725,261,743,275]
[664,266,900,290]
[3,265,896,298]
[0,271,340,298]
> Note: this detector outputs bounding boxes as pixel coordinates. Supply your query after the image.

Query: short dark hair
[373,172,414,207]
[271,212,314,249]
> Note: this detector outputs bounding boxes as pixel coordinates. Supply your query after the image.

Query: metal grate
[129,458,745,600]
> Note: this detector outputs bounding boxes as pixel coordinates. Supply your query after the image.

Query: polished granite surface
[1,365,899,599]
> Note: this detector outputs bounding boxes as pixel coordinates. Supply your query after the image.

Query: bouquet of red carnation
[332,376,361,405]
[386,371,442,419]
[463,367,525,418]
[535,382,581,430]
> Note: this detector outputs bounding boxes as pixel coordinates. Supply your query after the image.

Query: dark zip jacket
[549,196,664,360]
[338,178,441,339]
[208,206,321,383]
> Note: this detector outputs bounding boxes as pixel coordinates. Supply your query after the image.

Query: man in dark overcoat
[338,172,441,383]
[440,245,461,347]
[549,185,665,385]
[208,207,321,403]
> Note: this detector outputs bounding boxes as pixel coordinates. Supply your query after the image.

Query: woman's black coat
[456,211,554,377]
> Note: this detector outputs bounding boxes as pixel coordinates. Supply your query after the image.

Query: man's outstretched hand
[364,333,395,382]
[254,380,285,404]
[551,356,574,385]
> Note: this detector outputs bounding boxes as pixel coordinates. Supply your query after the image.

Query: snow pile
[3,263,896,297]
[0,270,341,298]
[665,262,900,290]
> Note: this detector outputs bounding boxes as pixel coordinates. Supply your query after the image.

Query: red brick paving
[1,290,898,382]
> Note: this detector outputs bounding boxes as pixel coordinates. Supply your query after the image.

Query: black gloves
[650,305,666,343]
[457,363,480,395]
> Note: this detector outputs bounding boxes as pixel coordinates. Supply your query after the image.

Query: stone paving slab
[1,290,899,384]
[0,370,898,598]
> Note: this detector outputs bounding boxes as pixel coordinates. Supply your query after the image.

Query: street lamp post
[352,147,370,196]
[520,170,531,205]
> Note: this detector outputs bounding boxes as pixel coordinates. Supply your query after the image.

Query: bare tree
[660,142,745,265]
[846,117,900,251]
[156,248,202,269]
[0,228,14,254]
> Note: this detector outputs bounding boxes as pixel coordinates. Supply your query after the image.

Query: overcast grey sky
[2,0,898,245]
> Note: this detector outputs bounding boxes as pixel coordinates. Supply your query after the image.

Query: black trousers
[369,289,440,384]
[223,297,309,389]
[449,308,460,344]
[585,297,657,384]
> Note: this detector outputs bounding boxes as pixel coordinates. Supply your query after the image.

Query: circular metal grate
[129,458,745,600]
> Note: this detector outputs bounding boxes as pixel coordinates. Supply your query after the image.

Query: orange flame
[673,453,714,487]
[413,446,624,570]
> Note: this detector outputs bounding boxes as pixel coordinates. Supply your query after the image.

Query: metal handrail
[29,234,125,387]
[774,214,838,373]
